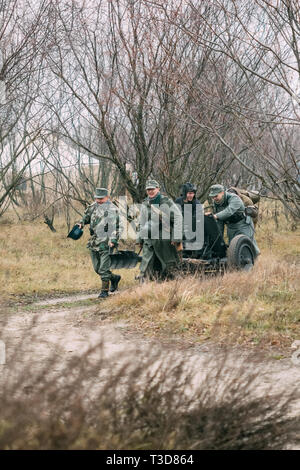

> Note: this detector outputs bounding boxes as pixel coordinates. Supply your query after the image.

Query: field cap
[146,179,160,189]
[94,188,108,199]
[209,184,225,197]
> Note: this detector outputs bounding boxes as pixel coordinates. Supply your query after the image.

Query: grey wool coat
[213,191,260,255]
[137,193,183,278]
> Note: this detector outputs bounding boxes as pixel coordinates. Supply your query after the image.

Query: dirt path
[0,292,299,448]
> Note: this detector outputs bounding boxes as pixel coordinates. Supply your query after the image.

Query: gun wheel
[227,234,256,271]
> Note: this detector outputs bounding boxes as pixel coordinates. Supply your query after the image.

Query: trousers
[89,248,112,281]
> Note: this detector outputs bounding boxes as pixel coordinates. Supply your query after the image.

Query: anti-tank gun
[110,199,258,274]
[181,213,258,274]
[71,197,258,274]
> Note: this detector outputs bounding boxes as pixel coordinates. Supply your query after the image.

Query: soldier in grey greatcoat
[208,184,260,255]
[77,188,123,298]
[136,180,183,281]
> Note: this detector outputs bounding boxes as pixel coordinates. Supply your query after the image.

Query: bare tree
[0,0,51,215]
[4,0,297,219]
[153,0,299,215]
[41,0,250,202]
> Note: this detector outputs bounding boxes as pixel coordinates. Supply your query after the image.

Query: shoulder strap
[224,192,229,206]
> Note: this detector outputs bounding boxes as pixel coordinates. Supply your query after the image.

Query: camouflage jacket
[79,200,123,251]
[136,193,182,244]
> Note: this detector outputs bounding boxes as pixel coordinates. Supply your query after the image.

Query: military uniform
[137,181,183,281]
[175,182,202,253]
[209,185,260,255]
[79,188,123,296]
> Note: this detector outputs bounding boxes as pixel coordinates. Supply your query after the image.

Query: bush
[0,324,298,450]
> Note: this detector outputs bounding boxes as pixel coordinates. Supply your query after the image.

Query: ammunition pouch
[247,191,260,204]
[245,205,258,219]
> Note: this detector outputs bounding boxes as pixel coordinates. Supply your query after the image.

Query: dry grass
[0,202,299,449]
[0,328,299,450]
[0,201,299,348]
[0,218,137,300]
[98,205,300,349]
[102,253,299,349]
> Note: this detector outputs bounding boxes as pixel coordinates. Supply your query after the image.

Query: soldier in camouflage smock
[77,188,123,298]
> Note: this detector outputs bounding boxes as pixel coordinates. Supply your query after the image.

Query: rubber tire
[227,234,256,271]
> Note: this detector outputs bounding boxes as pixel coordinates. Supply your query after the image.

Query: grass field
[0,202,299,350]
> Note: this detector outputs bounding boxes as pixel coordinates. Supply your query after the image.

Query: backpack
[228,187,260,225]
[228,187,260,203]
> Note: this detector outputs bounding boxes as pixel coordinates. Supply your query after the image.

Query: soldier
[175,182,202,253]
[136,180,183,281]
[208,184,260,255]
[175,182,200,209]
[77,188,123,298]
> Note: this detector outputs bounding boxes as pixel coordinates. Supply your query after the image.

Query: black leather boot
[98,280,109,299]
[110,274,121,292]
[98,290,109,298]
